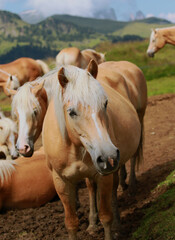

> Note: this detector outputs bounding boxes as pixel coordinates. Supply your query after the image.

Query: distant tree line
[0,45,58,63]
[107,34,145,43]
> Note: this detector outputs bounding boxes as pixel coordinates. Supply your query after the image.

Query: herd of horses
[0,26,174,240]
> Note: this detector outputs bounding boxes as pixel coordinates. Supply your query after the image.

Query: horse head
[147,28,166,57]
[57,60,120,175]
[11,81,47,157]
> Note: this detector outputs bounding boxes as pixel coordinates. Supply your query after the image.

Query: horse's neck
[162,28,175,44]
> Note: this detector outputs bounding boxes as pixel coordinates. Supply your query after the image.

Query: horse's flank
[0,57,49,94]
[0,147,56,210]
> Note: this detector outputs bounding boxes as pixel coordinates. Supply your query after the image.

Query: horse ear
[87,59,98,79]
[31,81,44,96]
[58,67,68,88]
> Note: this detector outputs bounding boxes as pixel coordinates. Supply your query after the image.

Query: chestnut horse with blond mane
[56,47,105,69]
[10,60,143,239]
[40,60,141,239]
[0,147,56,211]
[147,26,175,57]
[0,57,49,95]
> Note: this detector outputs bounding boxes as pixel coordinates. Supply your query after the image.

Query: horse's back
[0,57,43,84]
[56,47,82,67]
[98,61,147,114]
[81,49,105,65]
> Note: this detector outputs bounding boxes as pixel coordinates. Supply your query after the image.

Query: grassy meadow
[96,40,175,96]
[132,168,175,240]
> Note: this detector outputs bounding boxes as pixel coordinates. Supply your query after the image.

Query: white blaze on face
[17,108,29,148]
[91,111,103,140]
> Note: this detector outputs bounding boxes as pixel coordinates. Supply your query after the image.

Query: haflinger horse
[56,47,105,69]
[0,57,49,96]
[0,115,18,159]
[11,75,52,157]
[10,61,142,239]
[40,60,141,239]
[97,61,147,192]
[147,26,175,57]
[0,147,56,211]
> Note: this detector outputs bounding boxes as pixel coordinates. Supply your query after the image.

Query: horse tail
[36,59,50,75]
[0,160,17,187]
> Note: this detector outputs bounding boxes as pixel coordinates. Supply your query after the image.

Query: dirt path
[0,94,175,240]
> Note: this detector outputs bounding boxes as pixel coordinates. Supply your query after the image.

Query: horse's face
[58,60,120,175]
[12,82,45,157]
[147,29,166,57]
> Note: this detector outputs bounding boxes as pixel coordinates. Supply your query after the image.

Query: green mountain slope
[0,10,173,62]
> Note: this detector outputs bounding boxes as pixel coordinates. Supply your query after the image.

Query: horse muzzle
[17,143,34,157]
[147,50,155,58]
[95,148,120,175]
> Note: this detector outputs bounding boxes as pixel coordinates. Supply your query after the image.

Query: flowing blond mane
[11,82,42,118]
[0,118,17,145]
[0,160,17,186]
[62,65,107,111]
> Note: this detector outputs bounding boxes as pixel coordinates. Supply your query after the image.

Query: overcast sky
[1,0,175,22]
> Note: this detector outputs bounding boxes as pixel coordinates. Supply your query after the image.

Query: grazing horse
[147,26,175,57]
[0,147,56,211]
[39,60,140,239]
[0,116,18,159]
[56,47,105,69]
[0,57,49,95]
[97,61,147,192]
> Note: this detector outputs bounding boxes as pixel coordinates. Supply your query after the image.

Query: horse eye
[69,109,77,118]
[104,100,108,109]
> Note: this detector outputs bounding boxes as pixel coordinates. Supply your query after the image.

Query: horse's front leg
[85,178,98,234]
[52,170,78,240]
[97,174,113,240]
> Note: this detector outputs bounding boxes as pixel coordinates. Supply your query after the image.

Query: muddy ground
[0,93,175,240]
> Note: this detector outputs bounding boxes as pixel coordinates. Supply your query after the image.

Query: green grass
[147,76,175,96]
[97,40,175,81]
[132,170,175,240]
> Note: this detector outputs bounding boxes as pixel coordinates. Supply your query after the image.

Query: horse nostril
[97,156,107,169]
[24,144,30,152]
[97,156,104,168]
